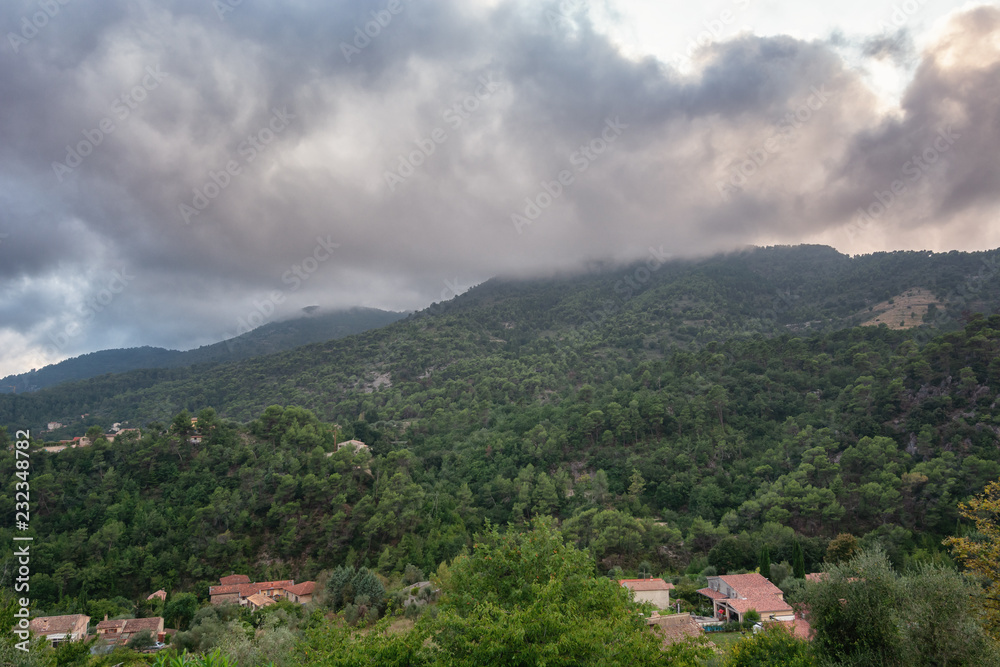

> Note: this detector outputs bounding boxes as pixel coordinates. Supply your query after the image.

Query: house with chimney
[208,574,317,606]
[28,614,90,647]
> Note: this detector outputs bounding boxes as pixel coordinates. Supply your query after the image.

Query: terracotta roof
[209,584,241,595]
[123,617,164,633]
[147,589,167,601]
[725,596,792,614]
[219,574,251,585]
[648,613,705,644]
[30,615,89,636]
[211,580,294,597]
[717,573,783,597]
[246,593,275,608]
[619,578,675,592]
[786,617,813,640]
[96,619,127,631]
[284,581,316,596]
[696,587,727,600]
[805,573,827,583]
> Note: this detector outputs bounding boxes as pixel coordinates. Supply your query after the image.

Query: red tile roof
[30,614,89,636]
[284,581,316,596]
[219,574,251,585]
[122,617,164,634]
[805,573,827,583]
[726,596,792,614]
[96,619,127,632]
[619,578,675,592]
[696,587,727,600]
[210,580,295,597]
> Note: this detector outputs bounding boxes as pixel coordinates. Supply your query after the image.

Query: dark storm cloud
[0,0,998,373]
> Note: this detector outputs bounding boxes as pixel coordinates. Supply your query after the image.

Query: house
[697,573,795,623]
[47,422,63,431]
[283,581,316,604]
[804,573,827,583]
[146,589,167,602]
[29,614,90,647]
[336,439,369,454]
[96,616,165,646]
[219,574,251,585]
[619,578,675,608]
[246,593,276,611]
[208,577,294,605]
[189,434,204,445]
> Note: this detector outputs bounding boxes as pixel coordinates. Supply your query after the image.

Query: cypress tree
[792,540,806,579]
[759,545,772,583]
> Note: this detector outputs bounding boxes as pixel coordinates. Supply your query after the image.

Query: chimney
[104,614,108,621]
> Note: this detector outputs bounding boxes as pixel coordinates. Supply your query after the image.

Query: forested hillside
[2,313,999,616]
[0,307,405,395]
[1,246,998,432]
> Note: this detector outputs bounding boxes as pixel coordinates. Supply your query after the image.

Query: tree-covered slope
[0,307,406,395]
[1,245,997,432]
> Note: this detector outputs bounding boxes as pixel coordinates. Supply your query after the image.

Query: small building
[208,576,294,605]
[47,422,63,431]
[336,439,369,454]
[246,593,276,611]
[619,578,675,608]
[96,616,165,646]
[29,614,90,647]
[146,589,167,602]
[283,581,316,604]
[219,574,251,586]
[697,573,795,623]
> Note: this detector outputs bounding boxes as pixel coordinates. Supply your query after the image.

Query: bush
[723,624,812,667]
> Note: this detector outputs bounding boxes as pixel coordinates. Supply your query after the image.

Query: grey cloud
[0,0,998,374]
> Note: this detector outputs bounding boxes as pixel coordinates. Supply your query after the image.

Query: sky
[1,0,999,377]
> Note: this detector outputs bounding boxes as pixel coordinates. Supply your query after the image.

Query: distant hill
[0,307,406,394]
[2,245,999,431]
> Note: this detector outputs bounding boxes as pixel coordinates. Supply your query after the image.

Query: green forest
[2,245,1000,665]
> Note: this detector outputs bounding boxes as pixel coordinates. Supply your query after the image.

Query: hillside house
[283,581,317,604]
[29,614,90,647]
[209,577,294,605]
[619,578,675,608]
[96,616,165,647]
[697,573,795,623]
[146,589,167,602]
[245,593,276,611]
[336,439,369,453]
[47,422,63,431]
